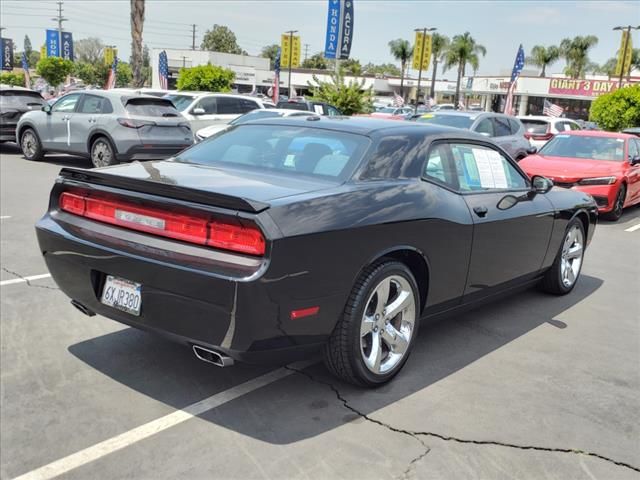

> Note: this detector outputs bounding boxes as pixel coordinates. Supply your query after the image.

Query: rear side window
[492,117,512,137]
[125,99,179,117]
[423,144,457,188]
[360,134,422,179]
[277,102,309,111]
[238,98,259,113]
[79,95,112,114]
[508,118,522,134]
[217,97,242,114]
[628,139,639,159]
[0,90,46,109]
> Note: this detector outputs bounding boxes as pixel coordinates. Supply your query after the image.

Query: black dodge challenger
[36,117,597,386]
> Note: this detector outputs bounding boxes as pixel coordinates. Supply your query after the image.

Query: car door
[447,141,555,299]
[70,94,106,154]
[43,93,81,150]
[627,139,640,202]
[188,96,218,131]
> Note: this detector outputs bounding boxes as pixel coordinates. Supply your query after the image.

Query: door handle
[473,206,488,217]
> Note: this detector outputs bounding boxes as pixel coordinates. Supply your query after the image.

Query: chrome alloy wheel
[360,275,416,374]
[560,224,584,288]
[92,140,113,167]
[21,131,37,158]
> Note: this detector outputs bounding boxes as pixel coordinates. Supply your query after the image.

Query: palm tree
[429,33,449,99]
[388,39,413,99]
[559,35,598,79]
[130,0,145,87]
[442,32,486,107]
[526,45,560,77]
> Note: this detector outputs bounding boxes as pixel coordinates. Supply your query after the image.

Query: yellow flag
[614,30,633,77]
[281,34,301,68]
[40,45,47,59]
[104,47,117,65]
[412,32,432,71]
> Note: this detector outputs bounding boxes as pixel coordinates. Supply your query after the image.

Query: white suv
[164,93,274,131]
[518,115,581,149]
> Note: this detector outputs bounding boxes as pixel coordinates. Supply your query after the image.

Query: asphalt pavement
[1,143,639,480]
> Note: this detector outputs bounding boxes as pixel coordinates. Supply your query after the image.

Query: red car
[519,131,640,221]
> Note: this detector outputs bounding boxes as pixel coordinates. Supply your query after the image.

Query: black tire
[323,260,420,387]
[540,218,585,295]
[604,184,626,221]
[90,136,118,168]
[20,128,44,161]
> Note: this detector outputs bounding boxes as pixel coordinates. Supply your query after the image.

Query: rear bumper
[35,212,335,364]
[117,144,192,161]
[0,122,18,142]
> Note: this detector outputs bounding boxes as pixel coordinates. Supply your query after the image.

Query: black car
[276,98,342,116]
[0,85,47,143]
[35,117,597,386]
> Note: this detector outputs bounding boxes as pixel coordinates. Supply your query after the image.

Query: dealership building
[152,48,638,119]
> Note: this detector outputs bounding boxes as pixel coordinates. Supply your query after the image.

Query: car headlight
[578,176,617,186]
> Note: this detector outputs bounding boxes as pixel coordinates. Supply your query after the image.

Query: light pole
[613,25,640,87]
[414,27,437,113]
[285,29,298,98]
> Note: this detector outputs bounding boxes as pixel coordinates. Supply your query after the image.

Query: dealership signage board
[1,38,14,70]
[324,0,354,60]
[548,78,633,97]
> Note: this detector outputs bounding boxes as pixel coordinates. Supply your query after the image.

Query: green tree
[28,50,40,68]
[23,35,33,60]
[260,44,280,69]
[443,32,486,107]
[201,24,243,54]
[0,72,25,87]
[302,52,328,69]
[177,64,235,92]
[308,69,373,115]
[74,37,105,64]
[388,38,413,99]
[72,62,100,85]
[361,62,401,77]
[341,58,362,75]
[429,33,449,99]
[36,57,74,88]
[130,0,146,87]
[590,84,640,131]
[116,62,133,87]
[559,35,598,79]
[526,45,560,77]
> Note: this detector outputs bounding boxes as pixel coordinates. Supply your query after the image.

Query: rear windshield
[0,90,46,109]
[174,124,370,181]
[124,99,180,117]
[230,110,287,125]
[521,119,549,135]
[164,94,195,111]
[276,102,309,111]
[415,113,474,129]
[539,134,625,161]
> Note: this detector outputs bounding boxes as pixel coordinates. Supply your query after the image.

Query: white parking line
[11,362,311,480]
[624,223,640,233]
[0,274,52,286]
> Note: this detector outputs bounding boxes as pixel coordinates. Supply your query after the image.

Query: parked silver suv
[17,90,194,167]
[413,111,531,160]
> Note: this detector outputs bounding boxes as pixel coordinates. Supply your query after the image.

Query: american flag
[21,53,31,89]
[543,99,563,117]
[158,50,169,90]
[392,92,404,107]
[272,48,281,104]
[504,44,525,116]
[104,56,118,90]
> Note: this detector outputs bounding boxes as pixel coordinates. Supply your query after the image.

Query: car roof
[241,115,474,137]
[556,130,634,139]
[0,84,39,93]
[427,110,482,119]
[518,115,576,122]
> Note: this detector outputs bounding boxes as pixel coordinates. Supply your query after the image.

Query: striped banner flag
[158,50,169,90]
[503,44,525,116]
[392,92,404,107]
[543,99,563,117]
[21,53,31,89]
[104,56,118,90]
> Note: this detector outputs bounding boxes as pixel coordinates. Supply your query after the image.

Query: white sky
[1,0,638,76]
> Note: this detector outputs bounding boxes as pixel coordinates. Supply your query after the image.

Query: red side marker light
[290,306,320,320]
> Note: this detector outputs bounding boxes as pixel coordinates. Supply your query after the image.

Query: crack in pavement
[1,267,59,290]
[285,366,640,476]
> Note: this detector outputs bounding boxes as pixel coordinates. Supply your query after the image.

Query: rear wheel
[20,128,43,161]
[324,261,419,387]
[90,137,118,168]
[604,184,626,221]
[540,219,585,295]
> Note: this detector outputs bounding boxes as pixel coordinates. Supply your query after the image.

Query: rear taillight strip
[59,192,265,256]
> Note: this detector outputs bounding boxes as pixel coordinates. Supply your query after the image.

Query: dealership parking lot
[1,143,639,480]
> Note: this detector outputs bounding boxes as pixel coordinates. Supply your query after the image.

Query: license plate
[100,275,142,316]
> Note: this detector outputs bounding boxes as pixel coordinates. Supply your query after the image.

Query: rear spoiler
[58,167,270,214]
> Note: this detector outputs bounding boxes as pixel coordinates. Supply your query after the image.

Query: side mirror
[532,175,553,194]
[526,146,538,155]
[191,107,205,115]
[42,104,52,114]
[630,155,640,166]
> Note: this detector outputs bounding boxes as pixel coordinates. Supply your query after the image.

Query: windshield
[0,91,46,109]
[415,113,474,129]
[174,124,370,181]
[539,134,625,161]
[230,110,286,125]
[125,99,180,117]
[164,94,195,112]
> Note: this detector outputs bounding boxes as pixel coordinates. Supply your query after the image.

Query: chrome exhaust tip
[192,345,234,367]
[71,300,96,317]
